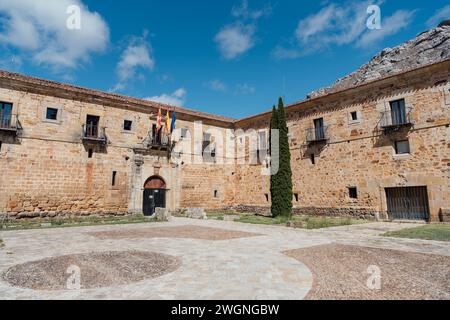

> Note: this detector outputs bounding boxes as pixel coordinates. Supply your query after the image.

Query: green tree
[270,98,293,218]
[269,105,279,216]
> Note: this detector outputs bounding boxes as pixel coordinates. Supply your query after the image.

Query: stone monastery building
[0,56,449,222]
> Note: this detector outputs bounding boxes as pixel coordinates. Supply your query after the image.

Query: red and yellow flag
[156,109,162,130]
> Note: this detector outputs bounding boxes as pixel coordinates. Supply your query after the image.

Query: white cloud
[0,0,109,69]
[235,83,255,94]
[231,0,272,20]
[215,0,271,60]
[205,79,228,92]
[112,32,155,91]
[145,88,187,107]
[426,5,450,28]
[215,23,255,60]
[273,1,416,59]
[356,10,416,48]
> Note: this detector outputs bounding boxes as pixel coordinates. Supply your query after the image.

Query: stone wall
[234,62,450,222]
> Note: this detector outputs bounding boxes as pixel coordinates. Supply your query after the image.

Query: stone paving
[0,218,449,300]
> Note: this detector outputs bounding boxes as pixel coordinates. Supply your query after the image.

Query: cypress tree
[270,98,293,218]
[269,105,279,216]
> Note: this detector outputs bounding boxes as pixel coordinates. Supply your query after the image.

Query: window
[314,118,325,140]
[294,193,299,202]
[257,131,268,164]
[351,111,358,121]
[0,141,2,152]
[123,120,132,131]
[395,140,410,155]
[46,107,58,120]
[112,171,117,186]
[0,102,13,128]
[213,190,219,198]
[181,128,188,139]
[389,99,407,125]
[203,133,215,162]
[88,149,93,158]
[310,153,315,165]
[348,187,358,199]
[265,194,269,202]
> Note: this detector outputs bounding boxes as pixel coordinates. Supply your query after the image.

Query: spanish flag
[165,110,171,134]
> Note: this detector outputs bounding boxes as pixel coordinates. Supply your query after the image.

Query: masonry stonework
[0,60,449,222]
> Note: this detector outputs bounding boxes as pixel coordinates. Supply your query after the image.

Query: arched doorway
[143,176,167,216]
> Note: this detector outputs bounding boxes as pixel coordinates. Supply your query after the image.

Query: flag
[170,112,177,133]
[156,109,162,130]
[165,110,171,134]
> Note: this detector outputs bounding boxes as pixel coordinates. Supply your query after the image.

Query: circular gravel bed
[284,244,450,300]
[2,251,181,290]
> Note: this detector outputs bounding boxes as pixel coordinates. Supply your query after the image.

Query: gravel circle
[2,251,181,290]
[285,244,450,300]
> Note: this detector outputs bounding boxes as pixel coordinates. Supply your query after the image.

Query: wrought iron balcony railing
[82,124,107,144]
[306,126,329,144]
[380,110,413,131]
[148,132,172,150]
[0,114,21,134]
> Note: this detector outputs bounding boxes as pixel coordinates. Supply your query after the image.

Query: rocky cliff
[307,22,450,99]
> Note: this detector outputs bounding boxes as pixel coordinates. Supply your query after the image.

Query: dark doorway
[385,187,430,221]
[143,176,167,216]
[85,115,100,138]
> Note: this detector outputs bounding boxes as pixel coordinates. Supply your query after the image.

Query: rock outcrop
[308,22,450,99]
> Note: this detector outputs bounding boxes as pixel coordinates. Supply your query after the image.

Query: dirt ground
[284,244,450,300]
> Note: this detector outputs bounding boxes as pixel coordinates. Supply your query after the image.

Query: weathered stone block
[186,208,207,220]
[155,208,171,221]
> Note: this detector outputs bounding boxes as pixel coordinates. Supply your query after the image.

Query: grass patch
[0,214,158,231]
[383,224,450,242]
[207,213,368,229]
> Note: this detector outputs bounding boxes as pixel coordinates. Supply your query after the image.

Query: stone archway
[143,176,167,216]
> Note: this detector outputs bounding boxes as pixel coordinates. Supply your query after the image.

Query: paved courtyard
[0,218,449,300]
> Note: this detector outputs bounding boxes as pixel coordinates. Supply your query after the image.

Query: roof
[0,70,236,126]
[1,57,449,127]
[235,57,450,125]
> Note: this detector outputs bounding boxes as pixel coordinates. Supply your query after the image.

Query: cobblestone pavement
[0,218,449,300]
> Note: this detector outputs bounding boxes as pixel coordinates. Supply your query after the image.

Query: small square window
[351,111,358,121]
[46,107,58,120]
[348,187,358,199]
[395,140,410,155]
[123,120,132,131]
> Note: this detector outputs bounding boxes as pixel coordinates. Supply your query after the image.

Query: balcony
[0,114,22,134]
[82,124,108,144]
[306,126,329,145]
[380,110,413,133]
[147,132,172,151]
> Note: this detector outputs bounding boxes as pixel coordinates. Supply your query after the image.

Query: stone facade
[0,59,449,222]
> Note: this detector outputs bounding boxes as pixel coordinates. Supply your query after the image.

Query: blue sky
[0,0,449,118]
